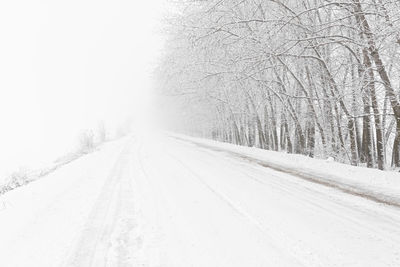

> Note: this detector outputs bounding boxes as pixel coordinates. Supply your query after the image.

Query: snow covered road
[1,134,400,266]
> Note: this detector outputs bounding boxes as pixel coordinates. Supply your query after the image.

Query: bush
[78,130,95,153]
[7,168,30,189]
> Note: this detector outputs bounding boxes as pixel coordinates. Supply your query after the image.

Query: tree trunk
[353,0,400,166]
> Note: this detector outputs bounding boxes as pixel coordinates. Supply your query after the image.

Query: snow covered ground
[172,133,400,207]
[0,148,93,195]
[0,133,399,266]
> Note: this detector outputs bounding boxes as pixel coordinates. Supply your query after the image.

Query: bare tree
[158,0,400,170]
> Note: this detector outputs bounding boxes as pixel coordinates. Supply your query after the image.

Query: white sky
[0,0,164,175]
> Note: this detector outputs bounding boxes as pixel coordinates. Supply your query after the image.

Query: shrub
[78,130,95,153]
[7,167,30,189]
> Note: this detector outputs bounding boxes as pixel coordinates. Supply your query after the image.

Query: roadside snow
[0,143,108,195]
[171,134,400,207]
[0,137,128,267]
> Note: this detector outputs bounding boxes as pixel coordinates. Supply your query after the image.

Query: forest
[158,0,400,170]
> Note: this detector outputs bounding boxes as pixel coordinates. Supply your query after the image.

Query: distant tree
[97,121,107,144]
[78,130,95,153]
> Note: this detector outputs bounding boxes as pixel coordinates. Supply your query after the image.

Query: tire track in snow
[61,140,137,267]
[172,136,400,209]
[163,149,305,267]
[164,139,400,266]
[196,150,400,247]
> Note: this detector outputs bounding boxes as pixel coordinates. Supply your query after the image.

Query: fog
[0,1,163,175]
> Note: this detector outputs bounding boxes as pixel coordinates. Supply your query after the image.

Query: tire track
[61,142,133,267]
[171,136,400,209]
[163,149,306,267]
[164,139,400,266]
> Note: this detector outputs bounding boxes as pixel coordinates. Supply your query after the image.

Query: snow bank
[0,141,108,195]
[0,136,130,267]
[172,134,400,207]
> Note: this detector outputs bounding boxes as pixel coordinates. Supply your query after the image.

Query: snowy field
[0,134,399,266]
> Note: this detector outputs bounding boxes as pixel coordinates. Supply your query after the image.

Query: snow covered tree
[158,0,400,170]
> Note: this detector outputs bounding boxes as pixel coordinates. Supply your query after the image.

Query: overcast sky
[0,0,164,175]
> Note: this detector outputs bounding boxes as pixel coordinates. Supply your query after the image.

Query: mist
[0,0,163,175]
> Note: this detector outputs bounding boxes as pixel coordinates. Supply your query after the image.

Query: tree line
[158,0,400,170]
